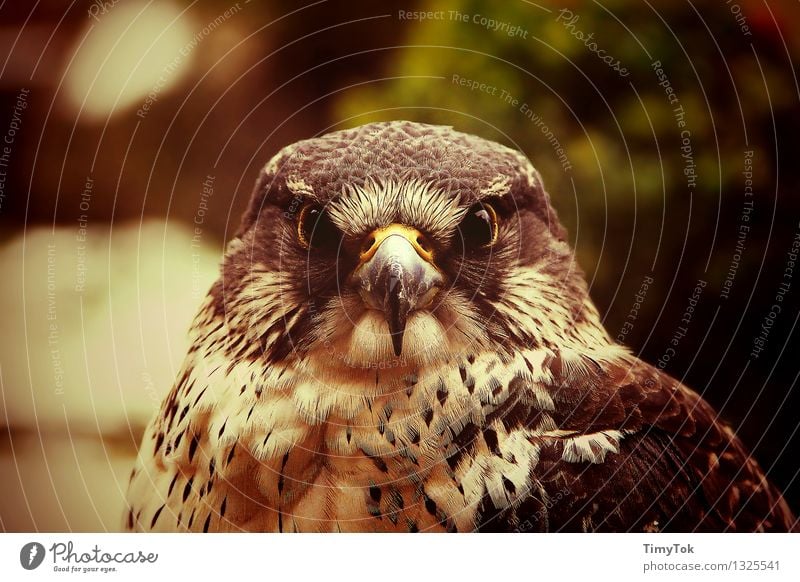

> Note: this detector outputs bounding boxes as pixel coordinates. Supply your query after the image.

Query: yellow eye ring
[296,204,317,249]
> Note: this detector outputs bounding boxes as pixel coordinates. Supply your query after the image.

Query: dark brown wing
[479,353,797,532]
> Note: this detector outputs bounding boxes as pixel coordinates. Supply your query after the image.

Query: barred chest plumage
[126,122,797,533]
[129,316,574,533]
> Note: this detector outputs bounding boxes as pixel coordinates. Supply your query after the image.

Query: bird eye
[297,204,340,249]
[457,202,498,249]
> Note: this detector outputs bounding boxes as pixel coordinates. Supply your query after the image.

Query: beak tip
[391,334,403,357]
[389,316,406,357]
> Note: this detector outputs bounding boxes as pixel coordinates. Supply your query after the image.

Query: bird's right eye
[297,204,340,249]
[457,202,499,250]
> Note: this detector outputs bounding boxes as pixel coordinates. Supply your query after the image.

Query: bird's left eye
[457,202,499,249]
[297,204,340,249]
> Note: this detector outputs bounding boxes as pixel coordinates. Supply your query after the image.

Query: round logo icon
[20,542,46,570]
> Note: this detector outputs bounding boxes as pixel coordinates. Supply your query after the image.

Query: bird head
[214,121,607,371]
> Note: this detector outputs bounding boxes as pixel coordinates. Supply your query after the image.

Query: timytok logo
[19,542,46,570]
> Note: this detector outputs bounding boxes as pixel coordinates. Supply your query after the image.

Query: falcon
[125,121,797,532]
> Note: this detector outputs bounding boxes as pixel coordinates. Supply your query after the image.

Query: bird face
[286,181,508,362]
[219,122,597,371]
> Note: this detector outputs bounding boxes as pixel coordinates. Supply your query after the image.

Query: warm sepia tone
[0,0,798,532]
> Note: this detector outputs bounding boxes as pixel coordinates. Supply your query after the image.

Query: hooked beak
[351,224,443,356]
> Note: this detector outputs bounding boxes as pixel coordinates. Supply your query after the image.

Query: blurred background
[0,0,798,531]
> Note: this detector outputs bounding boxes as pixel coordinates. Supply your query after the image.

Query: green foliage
[335,0,798,311]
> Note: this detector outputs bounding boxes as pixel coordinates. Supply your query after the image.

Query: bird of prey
[125,121,796,532]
